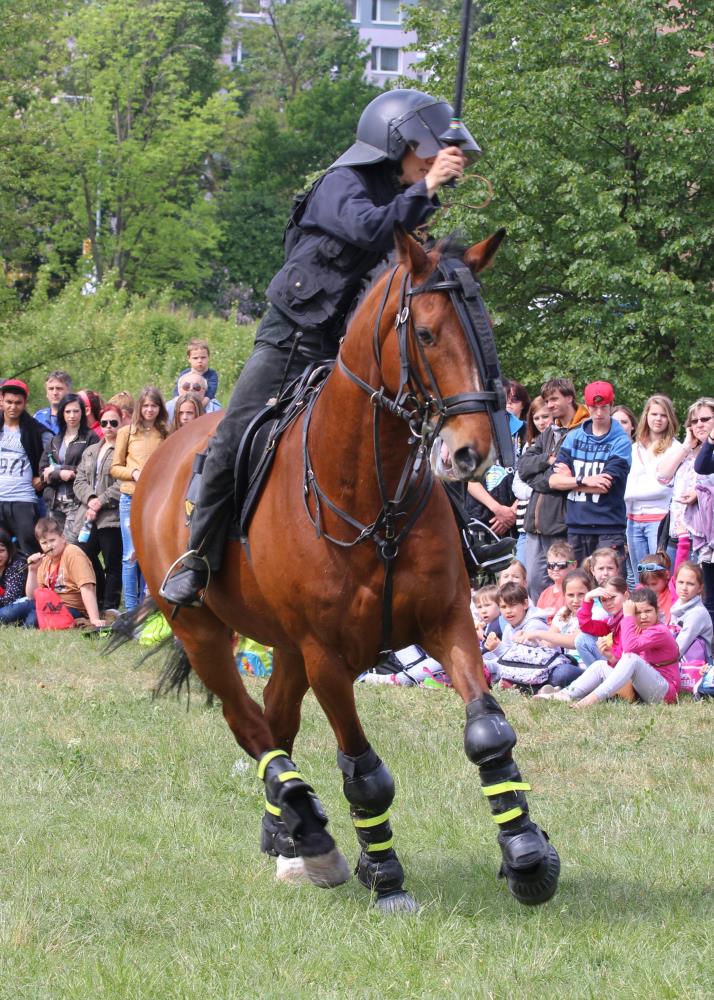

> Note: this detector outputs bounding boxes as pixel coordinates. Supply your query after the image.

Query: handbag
[496,642,560,686]
[34,563,75,630]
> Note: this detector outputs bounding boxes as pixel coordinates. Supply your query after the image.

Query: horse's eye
[415,326,435,346]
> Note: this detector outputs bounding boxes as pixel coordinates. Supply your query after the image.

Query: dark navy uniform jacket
[266,162,437,337]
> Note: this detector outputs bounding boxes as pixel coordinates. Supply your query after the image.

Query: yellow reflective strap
[257,749,290,781]
[264,799,281,817]
[492,807,524,825]
[482,781,531,797]
[366,837,394,852]
[353,811,390,829]
[277,770,303,783]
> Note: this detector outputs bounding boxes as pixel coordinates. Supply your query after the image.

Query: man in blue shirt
[33,370,72,437]
[548,381,632,566]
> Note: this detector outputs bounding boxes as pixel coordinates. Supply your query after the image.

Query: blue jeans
[626,518,664,590]
[119,493,143,611]
[0,597,36,628]
[575,632,604,667]
[550,657,583,688]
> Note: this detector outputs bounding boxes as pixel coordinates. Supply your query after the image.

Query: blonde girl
[670,561,713,662]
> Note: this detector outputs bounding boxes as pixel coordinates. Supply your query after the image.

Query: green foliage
[407,0,714,413]
[0,275,256,403]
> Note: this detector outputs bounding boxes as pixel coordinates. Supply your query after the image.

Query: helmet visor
[393,103,481,161]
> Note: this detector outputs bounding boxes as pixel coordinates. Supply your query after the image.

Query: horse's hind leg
[170,611,349,889]
[305,648,418,913]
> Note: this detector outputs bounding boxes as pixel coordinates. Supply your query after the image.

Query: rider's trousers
[188,307,338,571]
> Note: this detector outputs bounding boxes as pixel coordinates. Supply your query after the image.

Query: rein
[301,253,512,655]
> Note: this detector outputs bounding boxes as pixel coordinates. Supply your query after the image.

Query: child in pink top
[637,551,672,622]
[551,587,680,706]
[574,576,629,666]
[535,541,576,621]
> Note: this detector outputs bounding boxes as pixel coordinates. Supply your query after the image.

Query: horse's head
[390,227,507,481]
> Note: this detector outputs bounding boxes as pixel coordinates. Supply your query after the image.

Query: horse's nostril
[453,446,481,477]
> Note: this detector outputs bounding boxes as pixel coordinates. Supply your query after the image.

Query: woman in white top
[624,395,680,588]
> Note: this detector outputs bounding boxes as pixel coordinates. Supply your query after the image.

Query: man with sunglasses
[160,89,478,607]
[165,372,222,423]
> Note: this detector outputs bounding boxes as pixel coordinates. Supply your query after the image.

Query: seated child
[637,551,672,622]
[357,644,449,688]
[536,541,576,621]
[482,581,548,684]
[471,584,503,651]
[670,561,713,663]
[25,517,105,627]
[174,338,219,400]
[549,587,680,707]
[573,576,629,667]
[498,559,529,591]
[520,569,593,692]
[583,547,622,621]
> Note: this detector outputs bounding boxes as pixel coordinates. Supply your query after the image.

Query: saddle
[185,361,334,542]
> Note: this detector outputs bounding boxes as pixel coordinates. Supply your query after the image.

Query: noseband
[302,252,512,656]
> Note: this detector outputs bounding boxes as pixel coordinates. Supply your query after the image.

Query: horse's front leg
[303,641,419,913]
[423,612,561,906]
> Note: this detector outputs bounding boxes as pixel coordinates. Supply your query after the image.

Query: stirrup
[159,550,211,607]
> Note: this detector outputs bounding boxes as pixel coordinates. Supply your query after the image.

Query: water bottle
[77,519,93,544]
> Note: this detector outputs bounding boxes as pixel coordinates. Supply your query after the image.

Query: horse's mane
[352,231,468,313]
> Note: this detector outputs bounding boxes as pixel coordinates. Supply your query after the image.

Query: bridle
[301,251,513,655]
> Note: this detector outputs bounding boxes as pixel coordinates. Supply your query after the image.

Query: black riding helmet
[330,89,481,170]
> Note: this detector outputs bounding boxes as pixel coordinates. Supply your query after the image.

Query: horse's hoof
[374,890,419,914]
[301,847,351,888]
[501,843,561,906]
[275,854,309,885]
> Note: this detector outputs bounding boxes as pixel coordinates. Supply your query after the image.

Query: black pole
[453,0,473,119]
[439,0,475,146]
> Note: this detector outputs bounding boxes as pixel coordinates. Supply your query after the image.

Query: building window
[372,0,400,24]
[371,46,399,73]
[343,0,358,19]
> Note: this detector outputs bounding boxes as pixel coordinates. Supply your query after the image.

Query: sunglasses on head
[547,560,573,570]
[181,383,203,392]
[638,562,664,574]
[100,418,119,427]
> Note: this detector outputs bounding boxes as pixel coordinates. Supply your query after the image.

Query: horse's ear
[394,224,430,279]
[464,228,506,274]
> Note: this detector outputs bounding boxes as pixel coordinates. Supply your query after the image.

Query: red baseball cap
[1,378,29,398]
[584,381,614,406]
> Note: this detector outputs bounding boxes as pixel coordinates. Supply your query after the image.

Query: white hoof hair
[275,854,309,884]
[302,848,351,888]
[374,890,419,914]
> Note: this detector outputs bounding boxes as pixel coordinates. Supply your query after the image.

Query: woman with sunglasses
[690,400,714,628]
[658,397,714,574]
[72,405,123,614]
[39,393,100,533]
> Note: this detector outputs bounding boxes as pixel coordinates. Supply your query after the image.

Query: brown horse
[127,228,559,912]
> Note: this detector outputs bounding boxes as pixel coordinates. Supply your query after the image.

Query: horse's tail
[105,597,195,701]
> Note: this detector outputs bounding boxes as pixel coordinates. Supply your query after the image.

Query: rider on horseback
[161,89,501,608]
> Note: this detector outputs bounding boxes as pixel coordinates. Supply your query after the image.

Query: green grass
[1,630,712,999]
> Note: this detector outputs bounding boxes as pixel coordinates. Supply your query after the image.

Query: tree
[407,0,714,410]
[1,0,234,300]
[215,0,375,303]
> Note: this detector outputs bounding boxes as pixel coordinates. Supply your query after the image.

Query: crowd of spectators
[0,339,221,626]
[1,347,713,707]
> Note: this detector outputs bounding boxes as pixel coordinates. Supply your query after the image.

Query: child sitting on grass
[498,559,529,591]
[519,568,593,692]
[583,546,622,620]
[670,561,713,662]
[574,576,629,668]
[26,517,105,628]
[637,551,673,623]
[482,582,548,684]
[471,584,503,651]
[548,587,680,707]
[536,540,576,621]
